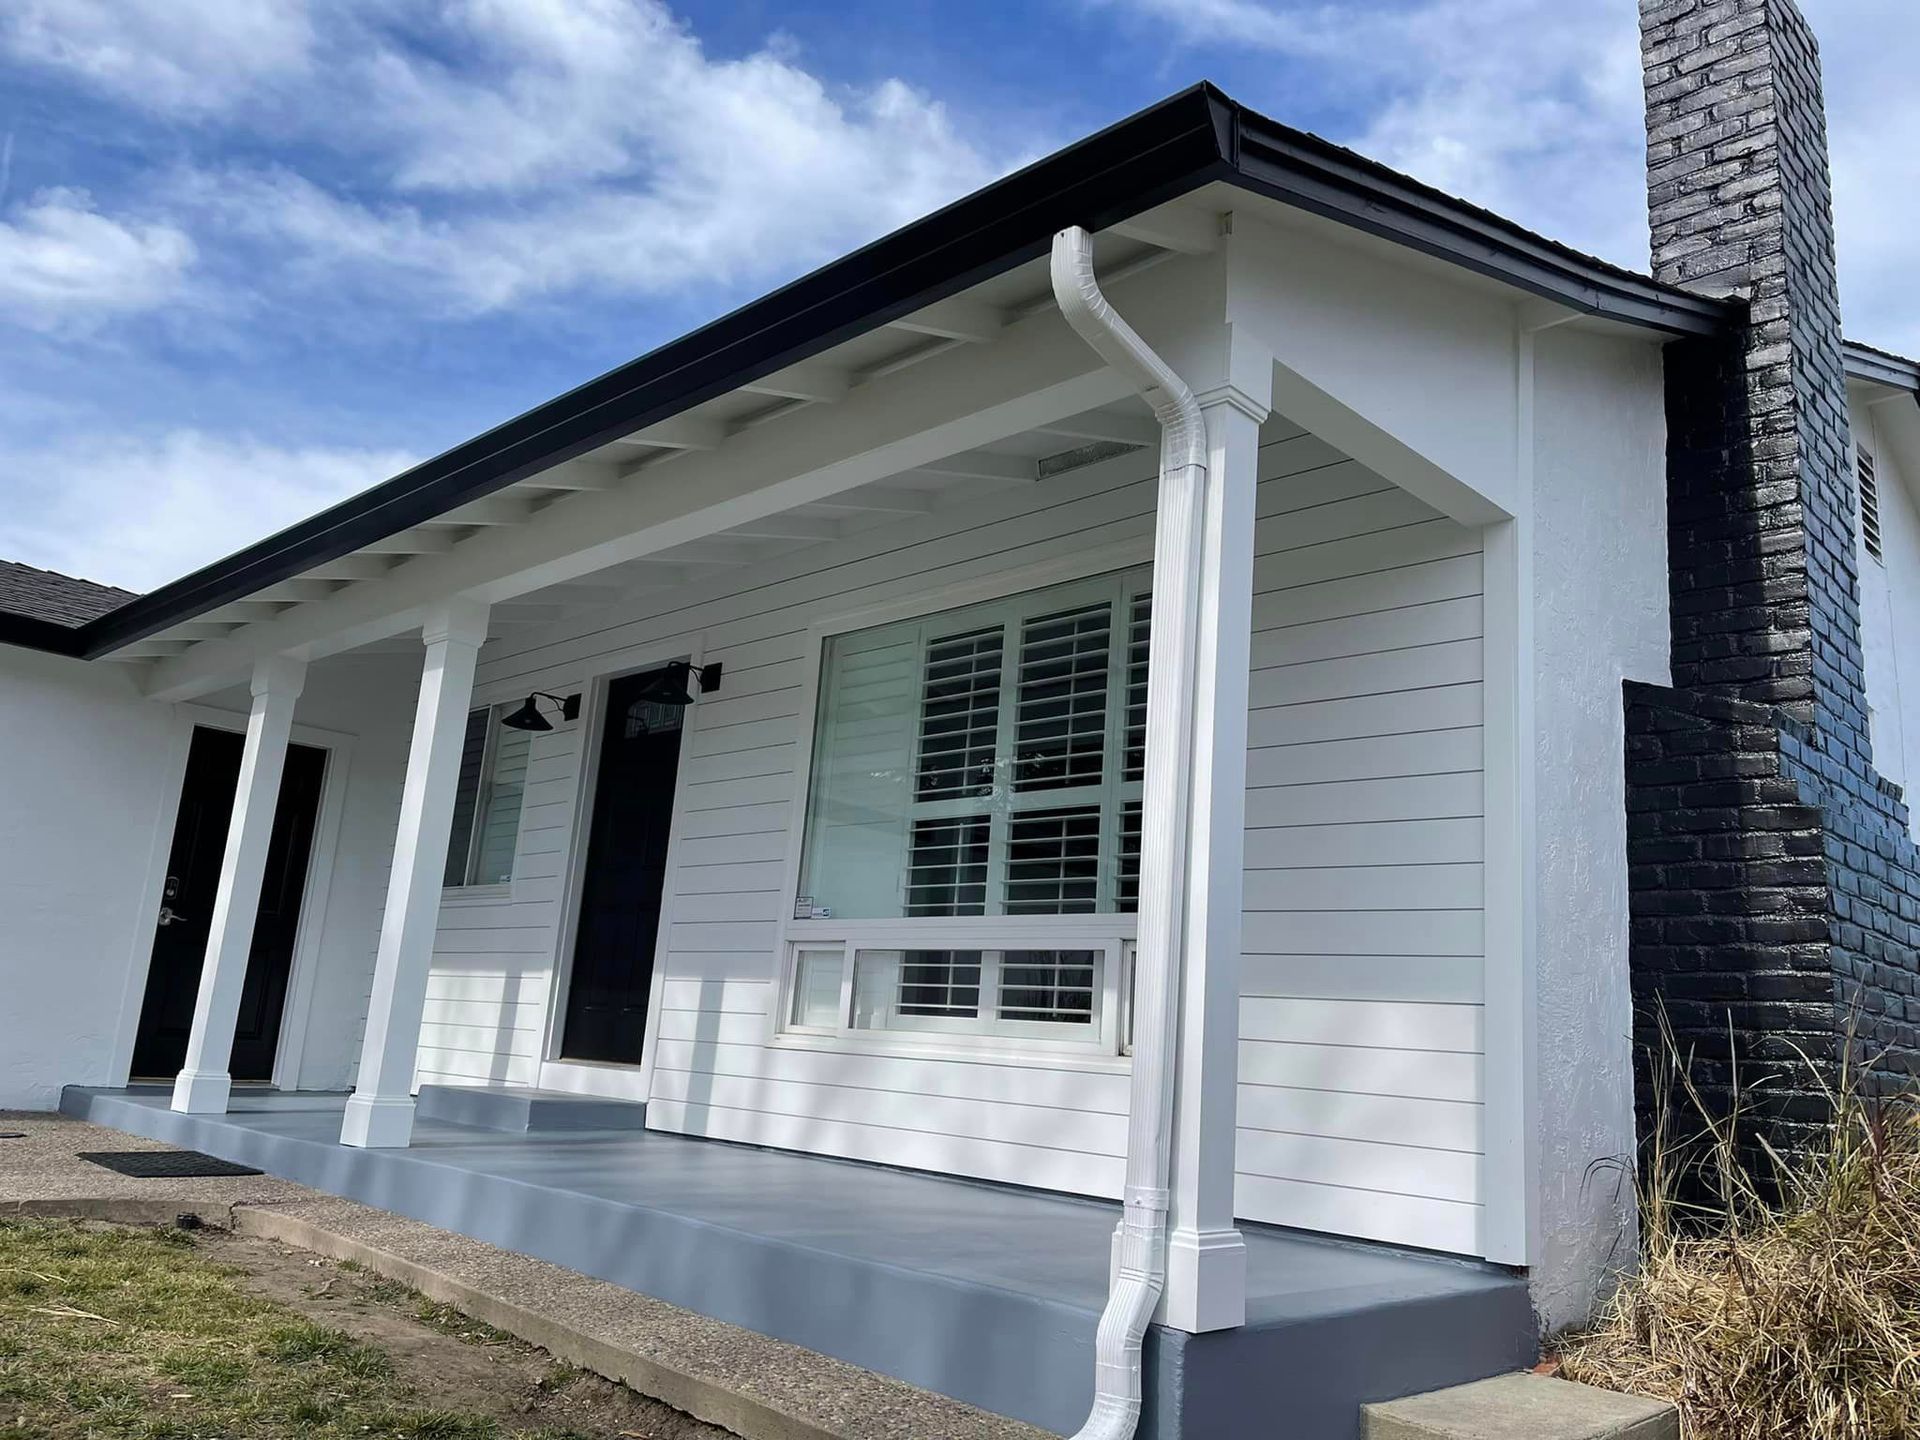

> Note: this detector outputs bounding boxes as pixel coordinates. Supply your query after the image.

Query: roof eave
[64,86,1238,660]
[1226,109,1730,337]
[20,84,1739,663]
[1845,340,1920,396]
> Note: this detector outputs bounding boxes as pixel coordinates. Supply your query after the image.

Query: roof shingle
[0,560,137,628]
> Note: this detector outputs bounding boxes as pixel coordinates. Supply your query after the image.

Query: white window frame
[442,702,528,893]
[771,545,1151,1060]
[779,926,1130,1056]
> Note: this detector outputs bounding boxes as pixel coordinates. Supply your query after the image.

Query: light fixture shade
[628,661,723,708]
[500,696,553,732]
[630,665,698,707]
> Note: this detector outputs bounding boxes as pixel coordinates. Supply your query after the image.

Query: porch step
[1362,1373,1678,1440]
[413,1085,648,1134]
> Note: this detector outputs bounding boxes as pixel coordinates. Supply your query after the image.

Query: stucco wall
[0,647,413,1108]
[0,649,181,1109]
[1529,325,1671,1331]
[261,654,416,1091]
[1852,395,1920,836]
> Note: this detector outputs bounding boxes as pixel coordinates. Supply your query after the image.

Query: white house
[4,5,1916,1436]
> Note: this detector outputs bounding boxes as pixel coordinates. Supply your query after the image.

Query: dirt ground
[0,1218,733,1440]
[236,1226,735,1439]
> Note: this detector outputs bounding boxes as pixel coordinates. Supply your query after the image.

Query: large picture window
[788,569,1148,1049]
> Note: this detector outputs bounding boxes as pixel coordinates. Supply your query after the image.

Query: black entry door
[131,726,328,1081]
[560,668,686,1064]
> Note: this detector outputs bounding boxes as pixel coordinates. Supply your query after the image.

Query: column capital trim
[421,595,492,649]
[1193,384,1270,426]
[249,654,307,700]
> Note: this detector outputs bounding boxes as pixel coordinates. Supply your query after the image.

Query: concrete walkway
[0,1111,1048,1440]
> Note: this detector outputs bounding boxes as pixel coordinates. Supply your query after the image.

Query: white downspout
[1050,224,1208,1440]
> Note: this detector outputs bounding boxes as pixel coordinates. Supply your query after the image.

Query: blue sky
[0,0,1914,593]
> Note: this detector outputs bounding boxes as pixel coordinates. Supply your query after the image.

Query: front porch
[62,1084,1532,1439]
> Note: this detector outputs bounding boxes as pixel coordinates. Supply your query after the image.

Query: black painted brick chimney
[1630,0,1920,1154]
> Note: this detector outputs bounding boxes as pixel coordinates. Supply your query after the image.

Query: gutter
[11,84,1740,663]
[0,610,90,655]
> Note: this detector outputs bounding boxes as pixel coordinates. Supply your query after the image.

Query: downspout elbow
[1050,225,1207,479]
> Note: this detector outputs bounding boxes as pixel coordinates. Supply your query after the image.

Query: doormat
[77,1150,263,1179]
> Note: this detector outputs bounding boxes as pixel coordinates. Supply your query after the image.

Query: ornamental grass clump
[1560,1035,1920,1440]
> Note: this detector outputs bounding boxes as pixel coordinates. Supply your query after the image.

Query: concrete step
[413,1084,648,1133]
[1363,1373,1678,1440]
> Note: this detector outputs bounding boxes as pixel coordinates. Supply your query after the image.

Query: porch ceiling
[120,237,1175,689]
[468,398,1156,645]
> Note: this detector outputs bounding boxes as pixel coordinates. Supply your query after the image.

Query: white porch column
[172,655,308,1114]
[341,597,490,1148]
[1161,383,1269,1332]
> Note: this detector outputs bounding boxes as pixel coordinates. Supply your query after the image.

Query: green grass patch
[0,1220,511,1439]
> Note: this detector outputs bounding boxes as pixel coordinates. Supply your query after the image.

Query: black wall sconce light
[630,661,723,707]
[500,691,581,733]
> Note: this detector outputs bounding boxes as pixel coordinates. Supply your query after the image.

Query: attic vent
[1037,440,1145,479]
[1859,447,1884,564]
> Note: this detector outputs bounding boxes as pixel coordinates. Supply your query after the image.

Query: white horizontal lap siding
[467,442,1169,1194]
[412,724,581,1091]
[1235,436,1487,1256]
[437,424,1486,1233]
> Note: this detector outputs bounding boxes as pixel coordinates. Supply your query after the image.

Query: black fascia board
[34,83,1737,662]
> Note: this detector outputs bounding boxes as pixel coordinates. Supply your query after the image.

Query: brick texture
[1629,0,1920,1157]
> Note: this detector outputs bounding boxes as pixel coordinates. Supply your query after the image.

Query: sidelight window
[443,705,532,888]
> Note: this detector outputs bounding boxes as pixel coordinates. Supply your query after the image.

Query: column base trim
[1161,1225,1248,1333]
[340,1094,416,1149]
[170,1069,233,1115]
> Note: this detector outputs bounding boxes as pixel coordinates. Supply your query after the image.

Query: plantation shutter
[797,569,1149,920]
[1014,603,1112,792]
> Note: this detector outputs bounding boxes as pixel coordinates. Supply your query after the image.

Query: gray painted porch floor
[61,1086,1533,1439]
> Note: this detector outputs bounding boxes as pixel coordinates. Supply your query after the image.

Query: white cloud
[0,430,414,591]
[0,189,194,331]
[0,0,315,114]
[9,1,1002,318]
[175,63,993,313]
[0,0,1011,596]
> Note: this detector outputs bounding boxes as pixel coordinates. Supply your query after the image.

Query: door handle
[157,906,189,927]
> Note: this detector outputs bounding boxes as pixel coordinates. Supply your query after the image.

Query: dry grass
[0,1219,596,1440]
[1560,1034,1920,1440]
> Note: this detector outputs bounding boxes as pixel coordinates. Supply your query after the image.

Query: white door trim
[535,633,706,1106]
[107,703,355,1092]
